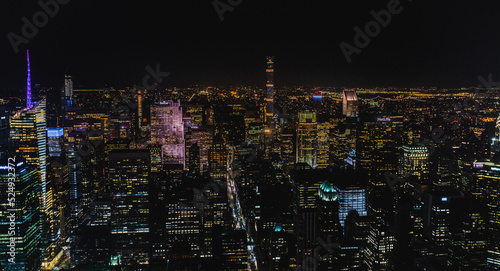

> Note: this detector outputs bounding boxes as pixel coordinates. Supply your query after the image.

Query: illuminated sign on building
[377,117,391,122]
[47,127,64,138]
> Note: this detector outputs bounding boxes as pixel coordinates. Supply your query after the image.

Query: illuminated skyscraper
[137,90,142,129]
[266,56,275,128]
[9,100,50,258]
[318,181,342,240]
[209,138,227,182]
[47,127,64,157]
[363,224,395,270]
[317,122,331,169]
[399,146,429,184]
[191,126,213,173]
[468,161,500,268]
[336,186,367,229]
[26,50,32,109]
[358,115,404,217]
[280,128,295,167]
[297,112,317,168]
[64,75,73,107]
[342,89,358,117]
[109,150,150,265]
[151,100,185,168]
[213,229,248,271]
[0,160,40,270]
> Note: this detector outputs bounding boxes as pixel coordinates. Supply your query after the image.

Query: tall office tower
[137,90,142,129]
[357,115,404,217]
[108,115,133,140]
[64,112,107,235]
[399,146,430,184]
[165,203,201,256]
[209,138,227,182]
[151,100,185,168]
[186,103,204,127]
[47,127,64,157]
[227,114,246,147]
[47,155,70,243]
[331,126,348,166]
[9,99,53,262]
[363,224,395,271]
[318,181,342,240]
[191,126,213,173]
[342,89,358,117]
[199,178,231,259]
[213,228,248,271]
[280,128,295,168]
[266,56,275,129]
[297,112,317,168]
[63,75,73,107]
[343,213,377,270]
[491,114,500,157]
[448,198,488,270]
[188,142,201,173]
[336,185,368,229]
[468,161,500,268]
[316,122,330,169]
[246,122,264,146]
[327,167,368,229]
[149,165,184,266]
[0,160,40,270]
[357,115,404,173]
[291,168,330,270]
[269,226,295,270]
[108,150,150,265]
[26,50,32,109]
[0,107,10,149]
[149,168,168,266]
[148,144,162,172]
[422,191,453,265]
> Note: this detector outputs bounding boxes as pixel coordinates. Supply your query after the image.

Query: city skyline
[2,1,500,271]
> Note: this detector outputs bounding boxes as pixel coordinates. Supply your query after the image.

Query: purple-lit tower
[27,50,32,109]
[150,100,185,168]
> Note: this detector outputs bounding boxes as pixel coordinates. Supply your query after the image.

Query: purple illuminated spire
[27,50,32,109]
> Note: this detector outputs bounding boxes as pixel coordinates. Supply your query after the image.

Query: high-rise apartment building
[266,56,275,129]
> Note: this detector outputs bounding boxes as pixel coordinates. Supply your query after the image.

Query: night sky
[2,0,500,90]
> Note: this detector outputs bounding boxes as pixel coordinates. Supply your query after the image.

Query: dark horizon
[2,1,500,90]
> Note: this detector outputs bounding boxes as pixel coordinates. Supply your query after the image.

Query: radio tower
[27,50,32,109]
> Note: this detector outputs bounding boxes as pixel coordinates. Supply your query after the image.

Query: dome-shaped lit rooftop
[319,180,338,201]
[274,223,283,232]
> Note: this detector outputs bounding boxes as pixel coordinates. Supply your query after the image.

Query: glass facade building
[0,160,40,270]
